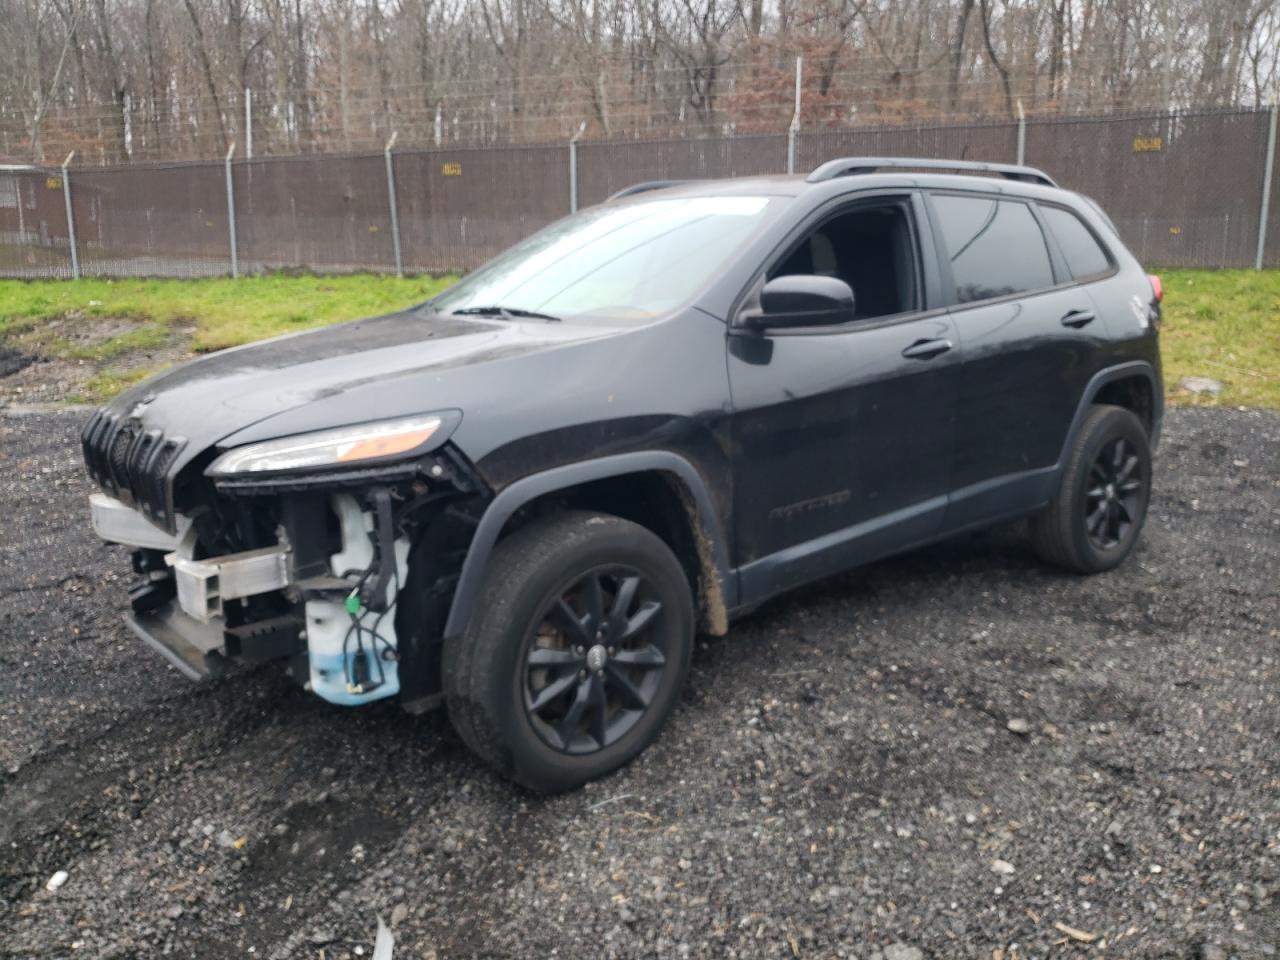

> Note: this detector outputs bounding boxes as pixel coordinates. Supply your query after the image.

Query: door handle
[901,337,953,360]
[1060,309,1096,329]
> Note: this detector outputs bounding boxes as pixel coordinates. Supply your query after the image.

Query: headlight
[206,415,447,476]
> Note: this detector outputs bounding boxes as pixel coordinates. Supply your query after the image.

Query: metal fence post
[1016,100,1026,166]
[569,121,586,213]
[60,150,79,280]
[245,88,253,160]
[384,131,403,277]
[787,56,803,174]
[224,141,239,278]
[1255,104,1277,270]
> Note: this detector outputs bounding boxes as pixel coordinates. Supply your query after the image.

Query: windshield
[430,195,787,323]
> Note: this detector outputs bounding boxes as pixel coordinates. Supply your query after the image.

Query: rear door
[925,191,1113,528]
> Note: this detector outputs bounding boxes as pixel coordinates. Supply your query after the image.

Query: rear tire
[444,511,694,793]
[1030,404,1151,574]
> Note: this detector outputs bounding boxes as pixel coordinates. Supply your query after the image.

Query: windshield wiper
[451,305,560,322]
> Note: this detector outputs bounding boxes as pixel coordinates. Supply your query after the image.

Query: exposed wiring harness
[338,490,403,695]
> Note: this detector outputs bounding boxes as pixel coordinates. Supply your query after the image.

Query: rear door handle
[1060,309,1096,329]
[901,337,953,360]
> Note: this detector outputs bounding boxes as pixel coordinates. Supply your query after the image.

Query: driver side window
[769,199,920,321]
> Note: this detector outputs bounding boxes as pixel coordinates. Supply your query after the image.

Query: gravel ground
[0,406,1276,960]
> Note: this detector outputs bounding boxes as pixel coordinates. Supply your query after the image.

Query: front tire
[1030,404,1152,574]
[444,511,694,792]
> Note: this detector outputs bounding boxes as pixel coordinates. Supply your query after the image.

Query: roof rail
[607,180,690,201]
[806,156,1057,188]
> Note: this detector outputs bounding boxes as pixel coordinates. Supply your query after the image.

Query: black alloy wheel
[1083,436,1144,550]
[1029,403,1152,574]
[444,510,694,792]
[523,568,669,755]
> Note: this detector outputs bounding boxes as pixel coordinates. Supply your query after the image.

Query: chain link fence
[1,106,1276,280]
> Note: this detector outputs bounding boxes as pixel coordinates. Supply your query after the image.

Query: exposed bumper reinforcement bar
[170,545,292,623]
[125,605,229,681]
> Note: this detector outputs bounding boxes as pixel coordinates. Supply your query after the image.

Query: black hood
[100,306,621,468]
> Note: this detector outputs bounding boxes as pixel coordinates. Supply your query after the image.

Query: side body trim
[442,451,735,640]
[736,495,947,608]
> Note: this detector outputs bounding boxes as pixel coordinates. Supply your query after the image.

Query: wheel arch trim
[1059,360,1162,468]
[443,451,736,640]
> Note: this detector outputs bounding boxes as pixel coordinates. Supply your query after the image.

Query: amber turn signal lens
[336,429,436,463]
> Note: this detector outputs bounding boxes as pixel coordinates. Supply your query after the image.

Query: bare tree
[3,0,1275,162]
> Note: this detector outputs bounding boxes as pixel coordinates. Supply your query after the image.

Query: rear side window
[931,195,1054,304]
[1041,205,1112,280]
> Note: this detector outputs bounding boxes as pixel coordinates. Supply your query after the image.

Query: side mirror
[747,275,856,330]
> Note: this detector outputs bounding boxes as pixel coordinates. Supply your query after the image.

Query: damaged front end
[84,409,488,713]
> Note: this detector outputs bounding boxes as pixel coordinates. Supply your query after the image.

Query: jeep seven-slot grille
[81,410,186,531]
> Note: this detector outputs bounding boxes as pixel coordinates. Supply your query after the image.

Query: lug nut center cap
[1105,483,1116,500]
[586,644,608,672]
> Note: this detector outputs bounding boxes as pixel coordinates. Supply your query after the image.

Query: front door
[727,194,961,603]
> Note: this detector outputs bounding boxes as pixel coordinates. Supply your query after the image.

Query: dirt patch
[0,314,195,406]
[15,312,140,350]
[0,346,36,378]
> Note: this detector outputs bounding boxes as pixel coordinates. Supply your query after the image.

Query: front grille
[81,410,187,531]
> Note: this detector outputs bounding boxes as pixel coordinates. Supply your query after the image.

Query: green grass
[1,269,1277,407]
[0,273,456,353]
[1159,269,1280,408]
[79,366,166,400]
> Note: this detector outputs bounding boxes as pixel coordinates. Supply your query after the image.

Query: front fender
[442,451,735,640]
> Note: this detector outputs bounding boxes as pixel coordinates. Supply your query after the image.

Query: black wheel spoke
[528,647,580,671]
[548,599,590,646]
[611,644,666,670]
[605,661,651,709]
[556,681,592,747]
[1116,454,1139,484]
[622,600,662,640]
[611,575,640,620]
[1087,500,1108,534]
[587,674,609,747]
[583,574,605,628]
[529,672,579,713]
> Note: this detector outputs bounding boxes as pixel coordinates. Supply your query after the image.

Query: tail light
[1148,274,1163,303]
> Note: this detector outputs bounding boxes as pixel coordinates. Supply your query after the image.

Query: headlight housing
[206,414,451,476]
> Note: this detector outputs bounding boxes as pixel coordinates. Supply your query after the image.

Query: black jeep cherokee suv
[82,157,1163,792]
